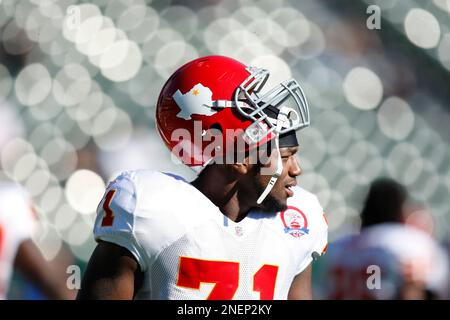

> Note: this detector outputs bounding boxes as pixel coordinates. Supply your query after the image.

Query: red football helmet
[156,55,309,173]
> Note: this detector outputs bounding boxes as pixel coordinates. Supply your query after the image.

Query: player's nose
[289,157,302,177]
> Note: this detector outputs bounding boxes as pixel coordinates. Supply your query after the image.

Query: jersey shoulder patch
[286,186,328,236]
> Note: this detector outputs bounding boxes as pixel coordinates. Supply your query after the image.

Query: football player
[318,178,448,300]
[77,56,328,300]
[0,182,74,299]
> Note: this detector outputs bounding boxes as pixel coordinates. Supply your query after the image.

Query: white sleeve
[14,208,37,245]
[8,188,37,246]
[311,209,329,258]
[427,244,449,298]
[93,171,148,272]
[295,196,328,275]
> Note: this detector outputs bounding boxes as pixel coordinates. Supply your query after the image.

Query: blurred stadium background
[0,0,449,298]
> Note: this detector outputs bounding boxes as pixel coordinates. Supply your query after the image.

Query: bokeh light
[404,8,441,49]
[377,97,414,140]
[343,67,383,110]
[65,169,105,215]
[15,63,52,106]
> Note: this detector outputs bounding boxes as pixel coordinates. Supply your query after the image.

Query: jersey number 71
[177,257,279,300]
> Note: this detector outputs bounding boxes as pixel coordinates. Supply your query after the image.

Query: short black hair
[360,177,408,228]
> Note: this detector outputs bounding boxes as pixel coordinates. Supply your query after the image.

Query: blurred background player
[317,178,449,299]
[0,182,75,299]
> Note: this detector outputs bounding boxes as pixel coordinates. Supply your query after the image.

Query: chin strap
[256,107,289,205]
[256,136,282,204]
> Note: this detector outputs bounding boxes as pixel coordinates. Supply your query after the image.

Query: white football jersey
[0,183,36,300]
[94,170,328,300]
[319,223,449,299]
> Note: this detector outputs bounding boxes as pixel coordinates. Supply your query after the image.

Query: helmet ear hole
[210,123,223,133]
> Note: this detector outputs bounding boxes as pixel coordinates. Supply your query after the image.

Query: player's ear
[231,162,249,175]
[226,150,251,176]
